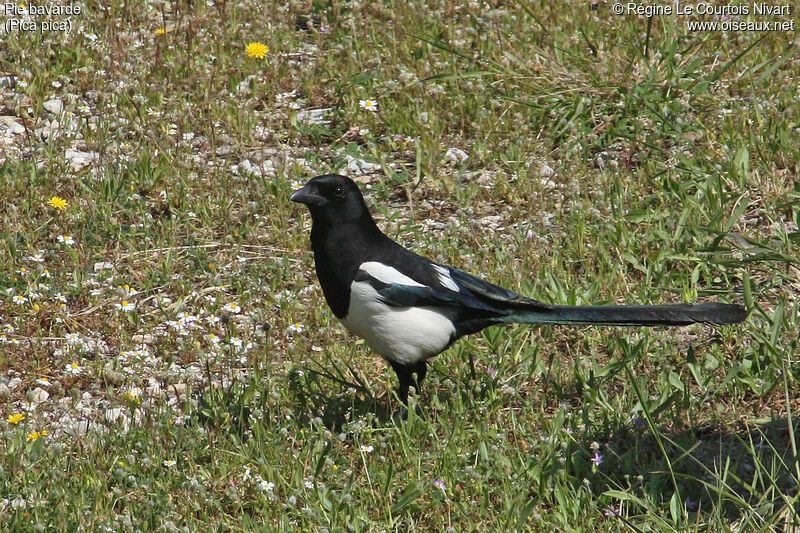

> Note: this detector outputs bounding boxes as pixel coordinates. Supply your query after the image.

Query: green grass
[1,1,798,530]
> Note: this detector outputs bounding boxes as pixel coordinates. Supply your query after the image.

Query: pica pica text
[290,174,747,410]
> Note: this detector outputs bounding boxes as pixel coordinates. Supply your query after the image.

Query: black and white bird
[290,174,746,409]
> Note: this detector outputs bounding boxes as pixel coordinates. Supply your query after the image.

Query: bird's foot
[391,385,417,422]
[392,406,409,423]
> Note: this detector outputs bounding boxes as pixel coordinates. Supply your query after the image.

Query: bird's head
[290,174,370,225]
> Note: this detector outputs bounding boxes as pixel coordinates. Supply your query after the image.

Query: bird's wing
[443,265,547,308]
[354,261,548,314]
[354,262,473,309]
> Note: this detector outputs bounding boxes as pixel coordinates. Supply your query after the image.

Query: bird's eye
[333,186,345,199]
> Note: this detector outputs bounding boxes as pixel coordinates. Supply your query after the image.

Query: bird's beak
[289,185,329,206]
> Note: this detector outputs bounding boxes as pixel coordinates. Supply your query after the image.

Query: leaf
[690,80,710,95]
[348,73,373,86]
[479,441,489,462]
[313,441,331,480]
[711,195,749,248]
[668,371,684,392]
[603,489,645,505]
[516,499,537,528]
[769,299,785,346]
[420,70,496,83]
[686,347,705,388]
[743,270,753,309]
[709,33,768,82]
[732,147,749,178]
[623,209,653,222]
[391,482,423,515]
[753,45,796,86]
[382,463,395,497]
[669,491,681,523]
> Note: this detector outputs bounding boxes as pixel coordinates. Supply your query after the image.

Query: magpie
[290,174,747,409]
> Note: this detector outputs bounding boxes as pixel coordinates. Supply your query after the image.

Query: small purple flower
[433,479,446,491]
[486,366,497,377]
[685,497,697,511]
[590,452,604,466]
[634,418,645,430]
[604,505,620,516]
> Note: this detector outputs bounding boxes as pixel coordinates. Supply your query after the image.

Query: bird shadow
[286,362,400,430]
[582,415,800,523]
[288,361,798,525]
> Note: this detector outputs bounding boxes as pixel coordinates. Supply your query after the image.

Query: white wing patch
[360,261,425,287]
[433,264,460,292]
[341,279,455,365]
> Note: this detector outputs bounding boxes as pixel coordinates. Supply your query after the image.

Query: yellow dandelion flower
[26,430,49,441]
[245,42,269,59]
[7,413,26,424]
[48,196,68,210]
[155,28,166,35]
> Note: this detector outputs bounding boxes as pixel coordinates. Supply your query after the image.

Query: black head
[289,174,371,225]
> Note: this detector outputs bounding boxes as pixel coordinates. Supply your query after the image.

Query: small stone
[235,75,256,97]
[296,108,331,125]
[0,117,25,135]
[343,155,381,176]
[540,177,557,189]
[130,334,155,345]
[43,99,64,114]
[539,162,555,176]
[27,387,49,404]
[102,366,125,386]
[253,125,271,141]
[166,383,187,398]
[36,121,60,139]
[65,148,100,171]
[237,159,255,175]
[105,408,129,425]
[146,382,162,397]
[444,147,469,165]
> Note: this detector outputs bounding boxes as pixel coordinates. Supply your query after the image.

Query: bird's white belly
[340,280,455,365]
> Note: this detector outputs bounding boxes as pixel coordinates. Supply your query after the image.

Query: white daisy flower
[359,99,378,112]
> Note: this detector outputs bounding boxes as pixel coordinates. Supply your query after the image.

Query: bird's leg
[389,360,428,421]
[389,361,413,406]
[411,360,427,393]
